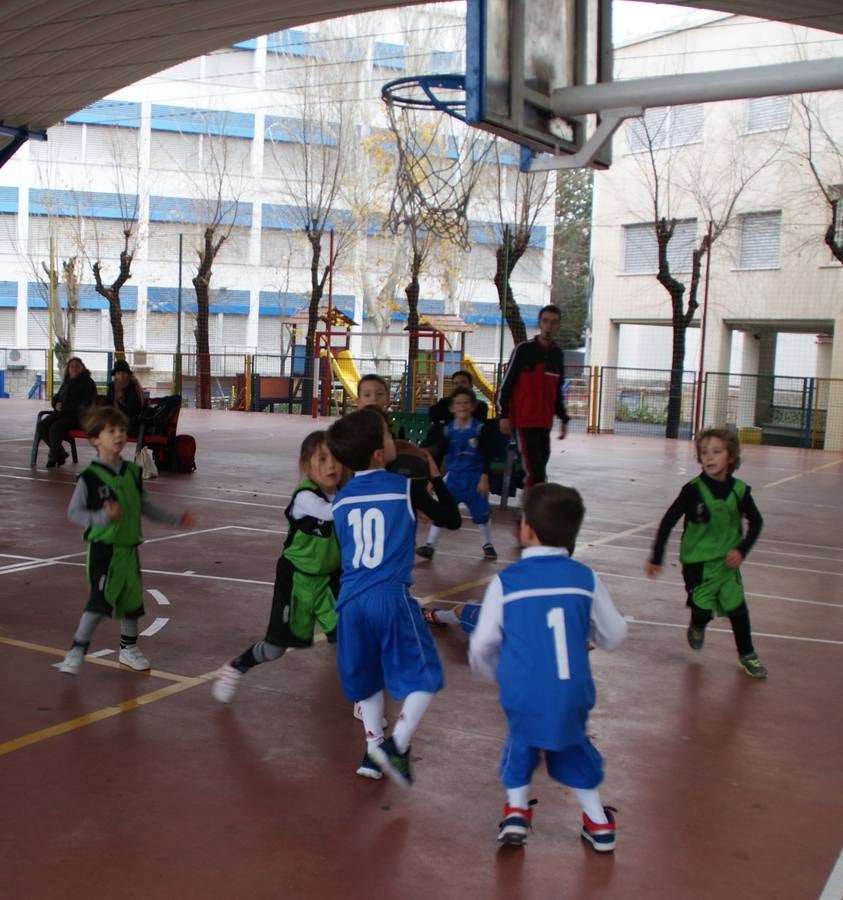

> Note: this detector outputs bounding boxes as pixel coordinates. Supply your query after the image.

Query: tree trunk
[666,303,687,439]
[93,242,133,360]
[301,231,325,413]
[494,234,528,345]
[192,228,216,410]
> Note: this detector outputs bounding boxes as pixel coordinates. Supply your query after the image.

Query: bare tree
[627,105,784,438]
[487,142,556,344]
[792,93,843,265]
[89,126,142,360]
[37,255,80,370]
[265,51,358,411]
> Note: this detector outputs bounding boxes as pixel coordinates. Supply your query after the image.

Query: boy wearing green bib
[646,428,767,678]
[59,407,194,676]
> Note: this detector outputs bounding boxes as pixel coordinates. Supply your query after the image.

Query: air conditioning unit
[6,349,26,369]
[132,351,151,369]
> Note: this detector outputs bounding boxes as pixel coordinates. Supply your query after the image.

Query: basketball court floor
[1,399,841,898]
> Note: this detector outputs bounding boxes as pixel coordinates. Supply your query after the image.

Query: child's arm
[589,575,627,650]
[737,488,763,558]
[67,475,114,528]
[468,576,504,681]
[141,495,194,528]
[646,483,695,575]
[410,453,461,529]
[290,491,334,522]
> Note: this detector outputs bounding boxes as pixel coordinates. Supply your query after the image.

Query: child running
[58,407,194,675]
[469,483,627,851]
[646,427,767,678]
[327,407,461,786]
[212,431,342,702]
[416,386,497,561]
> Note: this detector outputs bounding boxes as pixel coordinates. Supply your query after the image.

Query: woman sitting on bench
[37,357,98,467]
[106,359,144,435]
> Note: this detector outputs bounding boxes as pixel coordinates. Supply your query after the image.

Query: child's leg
[391,690,433,754]
[357,690,386,745]
[728,602,754,656]
[118,615,151,671]
[425,524,442,547]
[573,787,608,824]
[497,734,540,845]
[233,640,287,672]
[70,611,105,650]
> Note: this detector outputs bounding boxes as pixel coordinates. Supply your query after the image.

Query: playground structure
[461,354,496,406]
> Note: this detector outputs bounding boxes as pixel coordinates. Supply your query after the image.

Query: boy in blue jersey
[469,483,627,852]
[327,407,462,786]
[416,387,497,561]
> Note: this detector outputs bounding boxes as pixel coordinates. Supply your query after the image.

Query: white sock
[506,785,530,809]
[574,787,607,823]
[357,691,385,745]
[433,608,460,626]
[478,522,492,546]
[426,525,441,547]
[391,690,434,753]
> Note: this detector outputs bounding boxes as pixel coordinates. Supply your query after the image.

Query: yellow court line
[0,676,205,756]
[762,456,843,490]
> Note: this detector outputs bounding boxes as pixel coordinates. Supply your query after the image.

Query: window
[626,105,703,153]
[745,96,789,134]
[622,219,697,274]
[737,212,781,270]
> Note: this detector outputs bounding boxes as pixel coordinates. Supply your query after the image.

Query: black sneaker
[737,652,768,679]
[686,624,705,650]
[356,750,384,780]
[416,544,435,560]
[482,543,498,561]
[369,736,412,788]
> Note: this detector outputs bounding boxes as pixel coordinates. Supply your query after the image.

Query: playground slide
[328,349,361,402]
[463,355,496,405]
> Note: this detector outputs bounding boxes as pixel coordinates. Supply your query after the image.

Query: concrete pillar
[824,317,843,452]
[754,331,777,425]
[700,319,733,428]
[736,330,761,427]
[594,320,620,432]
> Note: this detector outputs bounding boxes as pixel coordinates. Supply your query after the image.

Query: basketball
[390,440,430,479]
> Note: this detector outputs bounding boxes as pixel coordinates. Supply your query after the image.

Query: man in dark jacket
[497,305,569,489]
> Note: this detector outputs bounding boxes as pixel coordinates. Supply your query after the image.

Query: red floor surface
[1,399,841,899]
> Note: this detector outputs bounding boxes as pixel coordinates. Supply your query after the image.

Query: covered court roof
[1,0,842,161]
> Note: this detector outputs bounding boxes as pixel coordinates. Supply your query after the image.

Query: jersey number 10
[348,508,385,569]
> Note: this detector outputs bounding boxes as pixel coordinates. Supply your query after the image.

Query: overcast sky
[613,1,723,42]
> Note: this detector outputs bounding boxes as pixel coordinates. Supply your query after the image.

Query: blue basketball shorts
[498,731,604,790]
[336,587,444,702]
[445,470,490,525]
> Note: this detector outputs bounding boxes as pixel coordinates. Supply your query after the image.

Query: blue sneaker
[497,799,537,846]
[369,736,412,788]
[581,806,617,853]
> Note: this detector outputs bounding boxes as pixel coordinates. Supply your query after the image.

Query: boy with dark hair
[497,304,569,489]
[417,386,497,561]
[356,373,406,439]
[58,407,194,675]
[646,427,766,677]
[469,483,627,851]
[327,407,461,785]
[427,369,489,428]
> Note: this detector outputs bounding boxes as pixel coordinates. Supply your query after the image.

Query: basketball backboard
[465,0,613,167]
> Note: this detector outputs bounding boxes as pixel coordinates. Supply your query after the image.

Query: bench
[250,374,303,413]
[30,395,181,467]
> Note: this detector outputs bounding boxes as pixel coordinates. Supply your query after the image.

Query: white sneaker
[118,645,151,671]
[353,702,388,729]
[59,645,85,675]
[212,663,243,703]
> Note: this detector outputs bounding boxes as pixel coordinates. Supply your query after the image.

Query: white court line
[598,570,843,609]
[623,615,843,646]
[583,540,843,567]
[147,588,170,606]
[140,617,170,637]
[90,649,114,658]
[819,847,843,900]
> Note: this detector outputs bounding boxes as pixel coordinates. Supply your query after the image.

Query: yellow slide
[463,355,496,405]
[328,349,361,402]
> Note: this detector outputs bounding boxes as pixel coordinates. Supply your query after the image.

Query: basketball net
[383,81,491,251]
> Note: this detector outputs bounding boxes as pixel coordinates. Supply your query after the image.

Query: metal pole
[47,235,55,398]
[551,57,843,119]
[175,233,183,396]
[694,222,714,437]
[497,224,511,387]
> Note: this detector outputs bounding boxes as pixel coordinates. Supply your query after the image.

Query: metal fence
[702,372,843,449]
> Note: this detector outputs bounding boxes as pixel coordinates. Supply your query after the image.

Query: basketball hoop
[381,74,490,250]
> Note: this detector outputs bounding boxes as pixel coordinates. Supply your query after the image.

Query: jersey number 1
[348,508,385,569]
[547,608,570,680]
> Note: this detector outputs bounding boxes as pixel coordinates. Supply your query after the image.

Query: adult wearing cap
[106,359,145,435]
